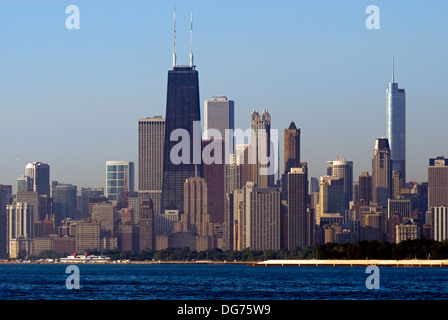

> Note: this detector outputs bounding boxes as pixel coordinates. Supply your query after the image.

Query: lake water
[0,263,447,300]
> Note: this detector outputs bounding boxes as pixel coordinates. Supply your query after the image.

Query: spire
[173,5,177,68]
[392,55,395,83]
[190,11,194,67]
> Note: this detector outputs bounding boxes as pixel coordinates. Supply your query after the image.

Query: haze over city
[1,0,447,192]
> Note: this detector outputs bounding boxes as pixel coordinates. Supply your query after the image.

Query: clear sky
[1,0,447,193]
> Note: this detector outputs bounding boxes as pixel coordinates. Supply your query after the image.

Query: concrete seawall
[248,259,448,267]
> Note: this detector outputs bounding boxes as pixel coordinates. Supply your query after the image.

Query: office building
[204,95,234,144]
[250,109,274,188]
[243,182,281,251]
[358,172,372,204]
[139,196,154,251]
[75,221,100,253]
[327,157,353,208]
[386,59,406,185]
[318,176,345,225]
[25,162,50,199]
[92,202,115,236]
[284,121,301,174]
[161,63,202,214]
[0,185,12,258]
[432,206,448,242]
[51,181,77,225]
[372,138,392,207]
[138,116,165,215]
[428,157,448,209]
[7,202,34,258]
[287,164,308,250]
[105,161,135,208]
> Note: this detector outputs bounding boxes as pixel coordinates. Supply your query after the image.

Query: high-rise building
[75,221,100,254]
[105,161,135,208]
[358,172,372,204]
[250,109,273,188]
[0,185,12,258]
[386,58,406,185]
[287,164,308,250]
[202,140,225,225]
[92,202,115,237]
[372,138,392,207]
[78,187,104,218]
[428,157,448,209]
[284,121,301,174]
[51,181,77,225]
[318,176,345,225]
[161,64,202,214]
[432,206,448,242]
[139,196,154,251]
[7,202,34,258]
[138,116,165,215]
[204,96,234,143]
[25,162,50,199]
[327,157,353,208]
[243,182,281,250]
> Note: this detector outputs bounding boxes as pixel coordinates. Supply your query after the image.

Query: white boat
[60,254,111,263]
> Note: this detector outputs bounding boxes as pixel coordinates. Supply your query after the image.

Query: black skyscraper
[161,65,202,214]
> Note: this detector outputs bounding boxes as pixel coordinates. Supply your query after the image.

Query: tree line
[27,238,448,261]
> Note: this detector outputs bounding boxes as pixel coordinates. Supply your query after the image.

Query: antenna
[173,5,177,68]
[190,11,194,67]
[392,55,395,83]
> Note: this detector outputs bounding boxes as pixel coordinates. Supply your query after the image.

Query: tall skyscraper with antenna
[386,57,406,186]
[161,9,202,214]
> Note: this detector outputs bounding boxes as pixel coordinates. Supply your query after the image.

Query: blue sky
[1,0,447,192]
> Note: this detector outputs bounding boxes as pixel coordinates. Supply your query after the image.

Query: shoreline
[2,259,448,267]
[250,259,448,267]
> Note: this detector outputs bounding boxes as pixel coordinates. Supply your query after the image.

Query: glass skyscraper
[386,60,406,185]
[161,65,202,214]
[105,161,135,207]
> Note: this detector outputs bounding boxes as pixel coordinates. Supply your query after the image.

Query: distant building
[372,138,392,207]
[25,162,50,199]
[318,176,345,225]
[396,220,419,243]
[105,161,134,208]
[287,164,308,250]
[386,63,406,185]
[428,157,448,209]
[7,202,34,258]
[51,181,77,225]
[327,157,353,208]
[139,197,154,251]
[75,221,100,254]
[204,96,234,144]
[138,116,165,215]
[92,202,115,237]
[358,171,372,204]
[432,206,448,242]
[284,121,301,174]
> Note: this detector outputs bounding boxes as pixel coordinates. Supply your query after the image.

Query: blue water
[0,263,447,300]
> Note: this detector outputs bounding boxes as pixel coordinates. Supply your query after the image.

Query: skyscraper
[287,164,308,250]
[386,58,406,185]
[25,162,50,199]
[250,109,273,188]
[372,138,392,207]
[51,181,77,225]
[161,66,201,214]
[327,157,353,208]
[284,121,301,174]
[358,171,372,204]
[428,156,448,209]
[7,202,33,258]
[204,96,234,144]
[105,161,135,208]
[138,116,165,215]
[318,176,345,225]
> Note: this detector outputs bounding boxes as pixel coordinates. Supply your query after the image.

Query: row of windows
[107,173,127,179]
[107,165,129,172]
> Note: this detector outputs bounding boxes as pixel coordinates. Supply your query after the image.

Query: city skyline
[1,1,448,192]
